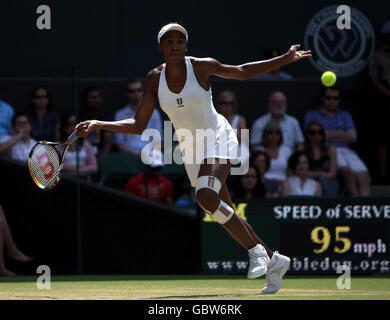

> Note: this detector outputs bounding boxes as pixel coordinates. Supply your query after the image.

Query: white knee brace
[195,175,222,195]
[211,200,234,224]
[195,175,234,224]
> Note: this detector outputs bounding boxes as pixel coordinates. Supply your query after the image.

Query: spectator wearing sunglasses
[230,165,265,199]
[250,91,305,153]
[215,90,247,143]
[256,120,292,185]
[27,87,60,142]
[304,120,339,196]
[215,90,249,166]
[113,78,163,156]
[304,86,371,196]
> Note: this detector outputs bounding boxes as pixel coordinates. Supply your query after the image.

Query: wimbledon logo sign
[304,5,375,78]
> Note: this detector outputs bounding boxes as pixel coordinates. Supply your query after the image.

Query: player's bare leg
[219,182,273,259]
[218,182,289,294]
[196,158,269,278]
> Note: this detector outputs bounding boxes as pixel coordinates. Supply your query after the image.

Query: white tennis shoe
[262,251,290,294]
[247,244,270,279]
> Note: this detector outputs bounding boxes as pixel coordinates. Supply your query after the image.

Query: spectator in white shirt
[282,151,322,196]
[215,90,250,167]
[250,91,304,152]
[60,114,98,181]
[114,78,163,156]
[256,120,292,185]
[0,112,36,163]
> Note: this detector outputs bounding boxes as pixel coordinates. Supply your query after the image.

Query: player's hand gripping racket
[28,124,87,190]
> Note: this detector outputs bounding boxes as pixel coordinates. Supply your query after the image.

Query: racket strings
[29,144,62,189]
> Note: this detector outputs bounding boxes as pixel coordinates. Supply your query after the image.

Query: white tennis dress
[158,57,239,187]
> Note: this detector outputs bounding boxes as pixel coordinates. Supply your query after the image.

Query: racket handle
[66,124,87,145]
[66,130,79,145]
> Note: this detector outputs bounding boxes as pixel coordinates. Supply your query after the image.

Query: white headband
[157,23,188,44]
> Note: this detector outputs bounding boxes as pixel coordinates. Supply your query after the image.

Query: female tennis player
[76,23,311,294]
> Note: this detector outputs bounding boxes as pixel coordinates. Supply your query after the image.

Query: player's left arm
[205,45,311,80]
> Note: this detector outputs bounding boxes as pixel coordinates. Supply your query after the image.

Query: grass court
[0,275,389,300]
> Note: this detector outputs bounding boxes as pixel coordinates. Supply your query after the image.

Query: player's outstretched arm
[206,44,312,80]
[75,70,158,137]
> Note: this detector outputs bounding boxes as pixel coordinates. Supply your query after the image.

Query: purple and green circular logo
[304,5,375,78]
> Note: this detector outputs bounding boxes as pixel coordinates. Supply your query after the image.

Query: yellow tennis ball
[321,71,337,87]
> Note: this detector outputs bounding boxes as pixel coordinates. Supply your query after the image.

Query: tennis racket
[28,125,86,190]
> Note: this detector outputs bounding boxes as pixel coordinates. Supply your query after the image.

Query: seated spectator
[304,120,339,196]
[114,78,163,156]
[253,50,294,81]
[0,99,14,140]
[368,20,390,182]
[250,91,304,152]
[231,166,264,199]
[304,86,371,196]
[215,90,248,143]
[215,90,250,167]
[80,86,113,161]
[28,87,60,142]
[60,114,98,181]
[174,177,197,214]
[282,151,322,196]
[250,150,281,197]
[124,150,174,205]
[0,203,33,276]
[0,112,36,163]
[256,121,292,185]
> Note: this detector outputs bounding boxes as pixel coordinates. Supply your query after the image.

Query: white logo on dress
[177,98,184,107]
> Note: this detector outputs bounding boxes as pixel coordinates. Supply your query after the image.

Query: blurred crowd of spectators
[229,85,371,199]
[0,80,374,206]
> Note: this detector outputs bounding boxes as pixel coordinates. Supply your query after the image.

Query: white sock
[248,244,263,255]
[268,252,278,268]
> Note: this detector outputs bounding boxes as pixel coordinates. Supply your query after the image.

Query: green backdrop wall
[0,0,389,83]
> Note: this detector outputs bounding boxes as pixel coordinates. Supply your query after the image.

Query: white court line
[258,293,389,298]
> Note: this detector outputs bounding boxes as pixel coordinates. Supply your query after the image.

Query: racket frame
[28,131,78,190]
